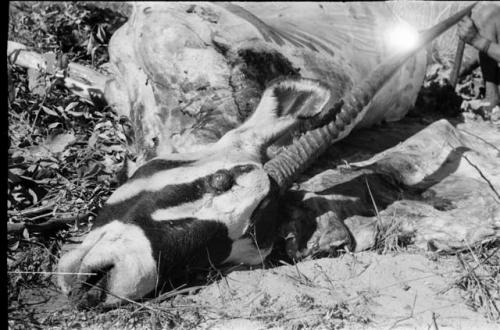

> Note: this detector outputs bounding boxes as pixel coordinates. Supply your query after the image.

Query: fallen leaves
[8,6,131,322]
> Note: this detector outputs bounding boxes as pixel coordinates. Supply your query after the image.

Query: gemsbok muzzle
[57,4,475,308]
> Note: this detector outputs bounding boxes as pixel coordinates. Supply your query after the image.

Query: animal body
[57,2,474,308]
[104,2,430,156]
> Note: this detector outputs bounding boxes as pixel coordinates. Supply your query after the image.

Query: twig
[77,280,172,314]
[23,212,53,222]
[465,242,490,278]
[144,284,206,305]
[30,95,48,134]
[431,312,439,330]
[387,292,418,330]
[457,253,499,320]
[439,246,500,295]
[7,201,56,217]
[314,263,337,290]
[364,177,382,227]
[8,41,107,102]
[444,140,500,202]
[7,212,91,235]
[458,128,500,154]
[462,155,500,201]
[75,280,209,314]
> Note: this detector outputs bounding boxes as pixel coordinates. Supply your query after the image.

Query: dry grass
[453,243,500,321]
[8,2,132,328]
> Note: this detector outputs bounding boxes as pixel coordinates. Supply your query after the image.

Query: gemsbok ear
[230,77,336,149]
[262,77,334,119]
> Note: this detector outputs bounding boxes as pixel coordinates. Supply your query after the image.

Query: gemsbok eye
[209,169,234,193]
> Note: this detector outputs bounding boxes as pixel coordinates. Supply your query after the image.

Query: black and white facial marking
[58,150,276,305]
[105,157,272,241]
[57,77,337,307]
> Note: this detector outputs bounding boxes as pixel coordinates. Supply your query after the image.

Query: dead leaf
[9,168,25,176]
[8,240,20,251]
[64,102,79,112]
[27,52,57,96]
[29,132,76,157]
[48,122,62,129]
[45,132,76,153]
[101,145,124,153]
[96,25,107,44]
[87,132,98,148]
[41,106,60,117]
[66,110,84,117]
[28,68,48,97]
[83,163,103,178]
[43,52,57,75]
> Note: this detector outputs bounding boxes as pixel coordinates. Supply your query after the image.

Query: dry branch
[7,201,56,218]
[7,213,91,235]
[7,41,108,102]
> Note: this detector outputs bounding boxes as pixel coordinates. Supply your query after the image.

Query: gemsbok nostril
[69,265,113,309]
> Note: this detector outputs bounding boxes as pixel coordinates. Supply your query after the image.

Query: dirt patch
[7,249,499,329]
[180,251,497,329]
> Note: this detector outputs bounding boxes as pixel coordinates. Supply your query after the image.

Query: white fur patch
[107,155,261,204]
[151,165,270,240]
[245,91,279,125]
[223,238,272,265]
[58,221,157,304]
[244,79,330,125]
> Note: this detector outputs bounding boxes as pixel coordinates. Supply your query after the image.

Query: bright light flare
[385,23,420,53]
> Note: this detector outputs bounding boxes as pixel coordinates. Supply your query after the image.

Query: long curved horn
[264,2,477,192]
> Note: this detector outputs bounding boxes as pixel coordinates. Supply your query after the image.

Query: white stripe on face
[107,154,261,204]
[151,165,270,240]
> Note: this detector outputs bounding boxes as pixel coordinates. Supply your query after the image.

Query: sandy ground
[12,249,499,329]
[187,251,497,329]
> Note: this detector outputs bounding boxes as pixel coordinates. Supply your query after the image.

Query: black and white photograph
[7,1,500,329]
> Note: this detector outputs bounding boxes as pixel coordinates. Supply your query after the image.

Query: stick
[450,12,471,88]
[7,201,56,217]
[7,41,108,103]
[7,213,91,235]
